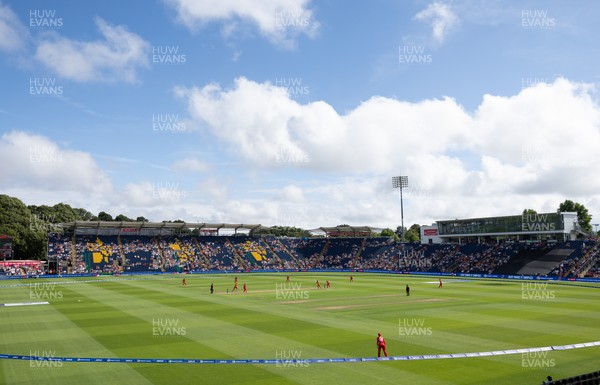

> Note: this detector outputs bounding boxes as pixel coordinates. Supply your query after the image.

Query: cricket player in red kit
[439,278,443,288]
[376,333,388,357]
[243,283,247,293]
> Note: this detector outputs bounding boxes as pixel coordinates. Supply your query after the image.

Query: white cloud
[176,77,472,173]
[35,17,149,82]
[0,2,28,52]
[278,185,305,202]
[175,78,306,167]
[0,131,113,194]
[175,76,600,225]
[164,0,319,49]
[414,2,459,44]
[196,177,229,202]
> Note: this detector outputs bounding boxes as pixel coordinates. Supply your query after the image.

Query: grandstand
[39,220,600,278]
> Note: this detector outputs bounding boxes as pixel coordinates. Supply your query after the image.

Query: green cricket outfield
[1,273,599,385]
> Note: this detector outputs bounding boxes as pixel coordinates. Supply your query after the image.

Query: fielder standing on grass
[376,333,388,357]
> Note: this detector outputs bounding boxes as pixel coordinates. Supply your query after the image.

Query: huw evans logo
[29,77,63,96]
[521,351,555,368]
[275,9,310,27]
[275,282,309,301]
[398,318,432,337]
[29,350,63,368]
[29,145,63,163]
[399,45,432,64]
[399,249,432,270]
[521,144,550,164]
[29,283,63,300]
[275,77,310,98]
[275,350,309,367]
[29,10,63,29]
[521,77,548,90]
[521,213,556,231]
[152,45,187,64]
[521,9,555,29]
[403,183,433,199]
[151,182,187,201]
[152,114,186,132]
[152,318,186,337]
[275,209,311,230]
[275,145,310,164]
[521,282,555,301]
[29,213,61,233]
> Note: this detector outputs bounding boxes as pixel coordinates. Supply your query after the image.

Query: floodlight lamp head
[392,176,408,188]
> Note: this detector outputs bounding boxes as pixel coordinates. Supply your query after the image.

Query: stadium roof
[57,222,385,237]
[310,225,383,237]
[59,221,268,233]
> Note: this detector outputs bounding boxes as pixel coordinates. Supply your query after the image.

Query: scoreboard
[0,235,13,259]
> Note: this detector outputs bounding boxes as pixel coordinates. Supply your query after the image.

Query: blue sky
[1,0,600,230]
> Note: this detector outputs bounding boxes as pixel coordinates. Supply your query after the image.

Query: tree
[0,195,46,259]
[405,224,421,243]
[28,205,55,223]
[522,208,537,215]
[114,214,133,222]
[74,208,95,221]
[380,228,400,241]
[136,216,149,222]
[558,200,592,232]
[97,211,113,221]
[256,226,311,238]
[51,203,81,223]
[395,224,420,242]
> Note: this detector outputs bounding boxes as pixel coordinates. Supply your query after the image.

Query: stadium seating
[77,235,121,274]
[46,233,598,276]
[120,235,162,272]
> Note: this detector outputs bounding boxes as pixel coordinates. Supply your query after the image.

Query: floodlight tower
[392,176,408,243]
